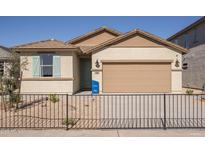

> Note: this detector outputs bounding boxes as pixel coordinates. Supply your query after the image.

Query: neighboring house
[0,46,12,76]
[168,17,205,90]
[13,27,187,94]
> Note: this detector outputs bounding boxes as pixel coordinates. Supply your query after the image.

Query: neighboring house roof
[0,45,12,59]
[13,39,76,49]
[168,16,205,41]
[84,29,188,54]
[66,27,122,45]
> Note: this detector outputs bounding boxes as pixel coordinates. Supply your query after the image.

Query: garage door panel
[103,63,171,93]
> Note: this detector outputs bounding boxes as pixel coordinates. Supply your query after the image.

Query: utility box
[92,80,99,94]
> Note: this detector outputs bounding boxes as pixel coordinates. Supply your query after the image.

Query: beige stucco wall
[19,47,183,94]
[21,80,73,94]
[92,47,183,93]
[20,51,75,94]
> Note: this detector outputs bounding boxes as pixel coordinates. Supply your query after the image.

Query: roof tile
[14,39,76,49]
[84,29,188,54]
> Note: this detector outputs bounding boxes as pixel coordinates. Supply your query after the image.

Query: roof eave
[12,47,79,52]
[66,27,122,44]
[84,29,188,54]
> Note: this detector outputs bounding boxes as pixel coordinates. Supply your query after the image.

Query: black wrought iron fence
[0,94,205,129]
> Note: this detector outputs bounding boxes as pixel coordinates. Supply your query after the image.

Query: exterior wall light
[95,59,100,68]
[175,55,180,67]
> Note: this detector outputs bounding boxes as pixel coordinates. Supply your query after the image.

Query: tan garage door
[103,62,171,93]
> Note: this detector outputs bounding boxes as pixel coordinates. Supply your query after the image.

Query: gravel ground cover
[0,94,205,129]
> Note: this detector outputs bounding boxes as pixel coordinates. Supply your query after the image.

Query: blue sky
[0,16,202,47]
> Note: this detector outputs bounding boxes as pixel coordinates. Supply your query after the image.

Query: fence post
[163,93,166,130]
[66,94,69,131]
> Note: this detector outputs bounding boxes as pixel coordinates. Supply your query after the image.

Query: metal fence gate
[0,94,205,129]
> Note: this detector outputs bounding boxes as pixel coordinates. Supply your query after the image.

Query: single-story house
[13,27,188,94]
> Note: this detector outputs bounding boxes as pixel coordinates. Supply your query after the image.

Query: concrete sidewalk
[1,129,205,137]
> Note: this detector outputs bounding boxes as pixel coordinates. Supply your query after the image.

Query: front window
[193,29,198,43]
[40,54,53,77]
[0,61,4,76]
[184,34,189,48]
[174,39,178,45]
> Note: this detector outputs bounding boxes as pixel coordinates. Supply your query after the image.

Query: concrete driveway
[1,129,205,137]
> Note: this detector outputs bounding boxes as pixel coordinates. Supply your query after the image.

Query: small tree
[1,50,28,109]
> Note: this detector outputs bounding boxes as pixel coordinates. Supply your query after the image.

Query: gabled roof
[13,39,76,49]
[83,29,188,54]
[66,27,122,44]
[168,16,205,41]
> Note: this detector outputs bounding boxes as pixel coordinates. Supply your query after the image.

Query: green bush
[62,118,77,126]
[49,94,59,103]
[186,89,194,95]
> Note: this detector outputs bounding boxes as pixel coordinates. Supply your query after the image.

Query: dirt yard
[0,94,205,129]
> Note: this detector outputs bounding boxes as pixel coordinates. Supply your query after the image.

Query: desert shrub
[186,89,194,95]
[62,118,77,126]
[49,94,59,103]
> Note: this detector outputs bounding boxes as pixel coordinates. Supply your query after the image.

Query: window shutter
[32,55,40,77]
[53,55,61,77]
